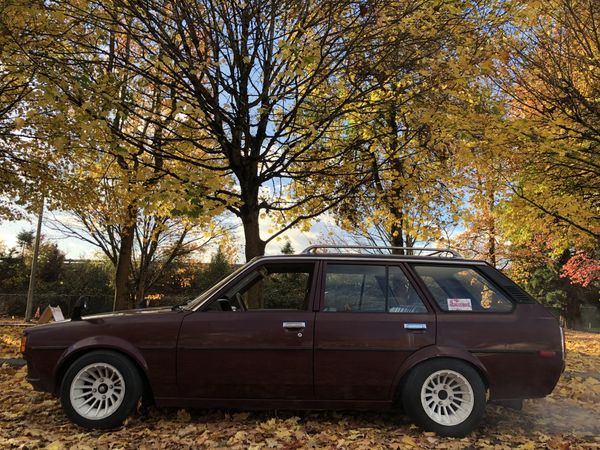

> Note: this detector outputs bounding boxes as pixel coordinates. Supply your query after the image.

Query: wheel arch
[391,346,489,403]
[53,338,153,401]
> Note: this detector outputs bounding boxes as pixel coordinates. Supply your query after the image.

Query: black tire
[59,350,143,429]
[402,358,486,437]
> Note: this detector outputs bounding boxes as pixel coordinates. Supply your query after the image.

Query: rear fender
[391,346,488,399]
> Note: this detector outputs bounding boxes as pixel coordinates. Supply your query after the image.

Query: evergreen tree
[197,247,234,292]
[281,242,295,255]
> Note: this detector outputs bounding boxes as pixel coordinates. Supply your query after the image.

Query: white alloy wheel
[420,369,475,426]
[69,362,126,420]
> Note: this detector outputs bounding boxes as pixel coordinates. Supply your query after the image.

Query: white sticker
[447,298,472,311]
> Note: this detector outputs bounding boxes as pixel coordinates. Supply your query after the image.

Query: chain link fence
[0,293,197,319]
[0,293,114,318]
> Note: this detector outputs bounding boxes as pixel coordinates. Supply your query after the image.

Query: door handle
[283,321,306,330]
[404,323,427,330]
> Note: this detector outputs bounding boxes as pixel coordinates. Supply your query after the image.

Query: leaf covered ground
[0,327,598,449]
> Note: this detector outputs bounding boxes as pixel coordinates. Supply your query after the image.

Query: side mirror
[71,295,89,321]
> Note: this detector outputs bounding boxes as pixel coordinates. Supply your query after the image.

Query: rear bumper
[25,359,43,390]
[477,352,564,400]
[26,376,44,391]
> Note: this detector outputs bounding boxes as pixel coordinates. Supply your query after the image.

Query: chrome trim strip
[316,347,417,352]
[469,349,538,354]
[177,347,310,351]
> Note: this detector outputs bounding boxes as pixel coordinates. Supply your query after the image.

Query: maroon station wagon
[21,245,565,437]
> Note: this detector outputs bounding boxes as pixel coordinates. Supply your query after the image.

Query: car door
[177,260,318,400]
[314,261,436,400]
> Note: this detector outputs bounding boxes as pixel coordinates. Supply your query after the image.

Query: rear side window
[323,264,427,313]
[412,265,513,313]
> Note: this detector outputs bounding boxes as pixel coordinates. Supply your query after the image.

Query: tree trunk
[390,211,405,255]
[113,211,136,311]
[242,209,266,261]
[564,297,581,329]
[487,188,497,267]
[240,208,265,310]
[135,270,147,308]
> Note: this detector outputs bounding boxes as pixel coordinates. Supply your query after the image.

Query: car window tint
[388,266,428,313]
[413,265,513,312]
[324,265,386,312]
[222,263,313,310]
[323,264,426,313]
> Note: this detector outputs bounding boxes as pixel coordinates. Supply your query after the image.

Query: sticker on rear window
[447,298,472,311]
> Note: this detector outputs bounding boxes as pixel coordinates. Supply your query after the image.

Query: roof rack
[301,245,462,258]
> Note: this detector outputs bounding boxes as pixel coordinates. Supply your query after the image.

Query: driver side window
[207,262,314,311]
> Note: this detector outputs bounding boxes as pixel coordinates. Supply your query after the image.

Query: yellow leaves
[176,408,191,422]
[15,366,27,379]
[13,117,25,129]
[556,375,600,403]
[399,434,419,447]
[0,327,23,359]
[227,429,248,443]
[565,331,600,374]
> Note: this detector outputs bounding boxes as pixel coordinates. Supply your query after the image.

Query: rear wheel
[402,358,486,437]
[60,350,142,429]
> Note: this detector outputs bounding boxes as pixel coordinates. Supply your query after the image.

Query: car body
[22,246,565,436]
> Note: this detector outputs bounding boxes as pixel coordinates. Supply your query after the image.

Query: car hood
[25,306,178,334]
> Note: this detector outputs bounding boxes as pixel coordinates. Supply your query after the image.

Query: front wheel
[402,358,486,437]
[60,350,142,429]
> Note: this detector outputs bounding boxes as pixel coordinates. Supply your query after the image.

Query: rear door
[314,261,436,400]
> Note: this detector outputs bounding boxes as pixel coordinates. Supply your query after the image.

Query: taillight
[20,335,27,353]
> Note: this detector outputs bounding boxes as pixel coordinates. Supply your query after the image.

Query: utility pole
[25,197,44,321]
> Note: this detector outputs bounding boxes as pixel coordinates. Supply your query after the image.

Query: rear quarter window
[412,265,513,313]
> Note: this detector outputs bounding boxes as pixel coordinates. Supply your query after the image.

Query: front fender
[53,335,149,391]
[390,345,488,398]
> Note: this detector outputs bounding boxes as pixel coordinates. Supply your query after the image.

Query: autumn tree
[499,0,599,244]
[49,206,229,307]
[450,93,517,267]
[0,0,38,218]
[34,0,400,261]
[4,0,225,309]
[329,1,518,254]
[561,250,600,289]
[489,0,600,292]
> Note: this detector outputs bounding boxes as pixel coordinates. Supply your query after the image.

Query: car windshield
[180,263,248,310]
